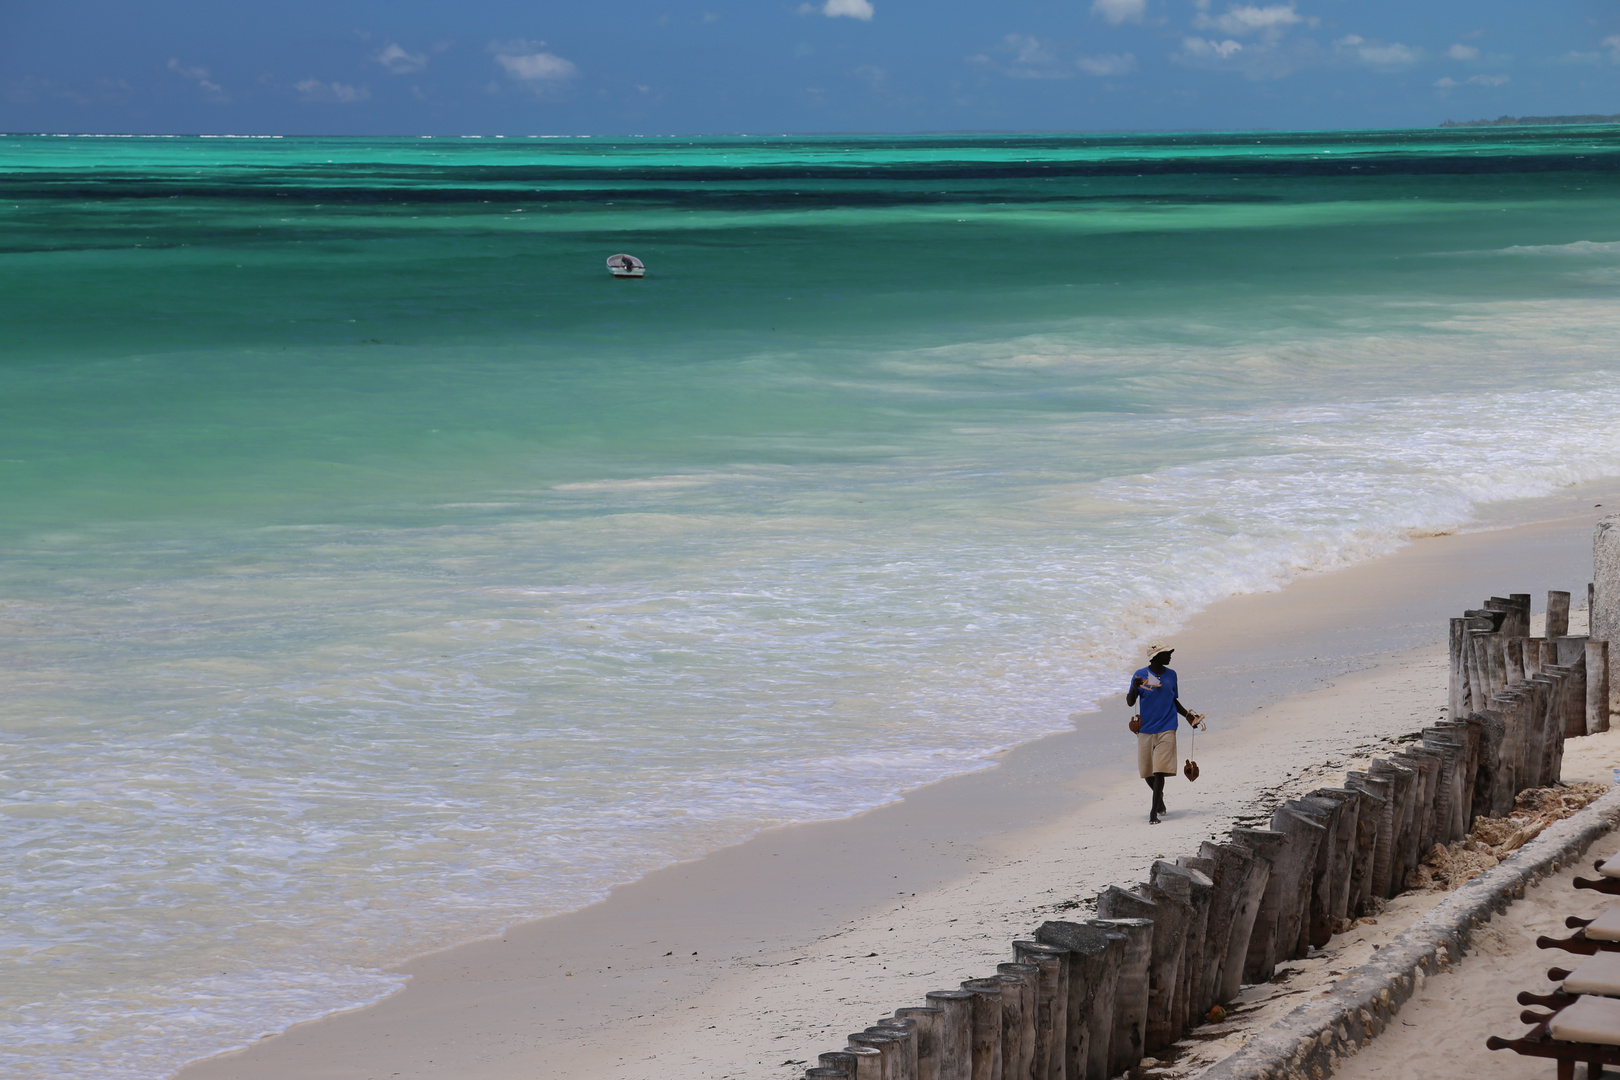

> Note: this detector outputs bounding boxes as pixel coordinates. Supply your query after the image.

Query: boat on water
[607,253,645,278]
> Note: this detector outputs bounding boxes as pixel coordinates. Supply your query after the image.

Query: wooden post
[1036,920,1124,1080]
[1225,828,1283,995]
[1490,594,1530,637]
[1392,750,1440,863]
[1087,918,1152,1073]
[1503,636,1524,686]
[1449,616,1468,719]
[874,1019,919,1080]
[1095,888,1172,1052]
[1403,747,1448,851]
[1503,595,1529,637]
[1263,809,1326,961]
[1179,853,1223,1005]
[994,965,1037,1080]
[1548,590,1572,641]
[1397,750,1438,869]
[808,1068,853,1080]
[1148,862,1212,1023]
[896,1009,943,1080]
[1344,773,1392,910]
[1589,640,1611,734]
[1134,884,1191,1033]
[1305,789,1360,927]
[1194,842,1256,1002]
[1337,781,1382,913]
[1550,671,1575,782]
[1524,637,1545,679]
[1533,669,1569,779]
[1366,758,1416,895]
[1465,627,1489,712]
[1418,735,1465,843]
[849,1031,905,1080]
[1501,693,1531,807]
[1555,642,1589,760]
[825,1050,877,1080]
[1436,718,1481,830]
[1013,941,1069,1080]
[1389,752,1428,887]
[958,981,1004,1080]
[1557,653,1589,739]
[1465,710,1505,819]
[925,991,975,1080]
[1443,716,1484,828]
[1517,681,1548,788]
[1280,796,1339,950]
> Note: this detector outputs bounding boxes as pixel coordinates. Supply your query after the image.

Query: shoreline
[174,479,1620,1080]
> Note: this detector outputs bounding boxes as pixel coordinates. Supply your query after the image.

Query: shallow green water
[5,127,1620,1079]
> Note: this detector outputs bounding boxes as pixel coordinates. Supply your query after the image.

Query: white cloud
[1445,43,1480,61]
[971,34,1112,80]
[1007,34,1057,67]
[974,33,1073,79]
[167,58,228,103]
[490,41,579,81]
[1181,36,1244,60]
[1435,73,1509,91]
[377,43,428,74]
[1193,4,1302,40]
[294,79,370,103]
[1077,52,1138,76]
[822,0,875,20]
[1175,31,1324,78]
[1336,35,1419,67]
[1091,0,1146,26]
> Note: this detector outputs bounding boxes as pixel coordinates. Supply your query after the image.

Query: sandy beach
[174,481,1620,1080]
[1319,728,1620,1080]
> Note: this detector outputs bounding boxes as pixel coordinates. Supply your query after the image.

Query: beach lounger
[1563,954,1620,997]
[1488,994,1620,1079]
[1573,856,1620,896]
[1538,905,1620,957]
[1517,958,1620,1032]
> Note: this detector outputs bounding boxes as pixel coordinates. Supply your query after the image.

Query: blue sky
[3,0,1619,135]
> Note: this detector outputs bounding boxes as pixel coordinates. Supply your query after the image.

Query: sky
[2,0,1619,136]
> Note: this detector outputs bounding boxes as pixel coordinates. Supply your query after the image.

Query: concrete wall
[1593,514,1620,721]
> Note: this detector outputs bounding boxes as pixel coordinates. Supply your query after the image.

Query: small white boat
[607,253,645,278]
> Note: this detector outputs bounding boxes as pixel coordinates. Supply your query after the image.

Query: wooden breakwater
[800,587,1613,1080]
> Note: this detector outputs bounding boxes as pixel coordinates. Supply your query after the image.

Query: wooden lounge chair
[1574,856,1620,897]
[1539,905,1620,956]
[1519,955,1620,1010]
[1488,994,1620,1079]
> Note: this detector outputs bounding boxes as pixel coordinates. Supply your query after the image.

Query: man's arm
[1126,680,1141,707]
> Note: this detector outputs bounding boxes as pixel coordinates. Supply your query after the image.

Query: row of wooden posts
[1449,591,1610,744]
[801,590,1607,1080]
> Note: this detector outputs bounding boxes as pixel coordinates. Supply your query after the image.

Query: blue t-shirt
[1130,666,1180,734]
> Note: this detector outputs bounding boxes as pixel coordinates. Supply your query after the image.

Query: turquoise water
[7,128,1620,1079]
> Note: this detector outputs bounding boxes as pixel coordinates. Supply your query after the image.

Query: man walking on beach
[1126,645,1204,824]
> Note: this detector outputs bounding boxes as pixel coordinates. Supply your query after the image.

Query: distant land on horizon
[1440,113,1620,128]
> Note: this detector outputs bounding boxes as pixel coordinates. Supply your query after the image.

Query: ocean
[6,127,1620,1079]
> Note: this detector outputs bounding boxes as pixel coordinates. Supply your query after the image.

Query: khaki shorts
[1138,730,1176,778]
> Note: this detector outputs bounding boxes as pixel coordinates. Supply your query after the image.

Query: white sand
[174,483,1620,1080]
[1323,729,1620,1080]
